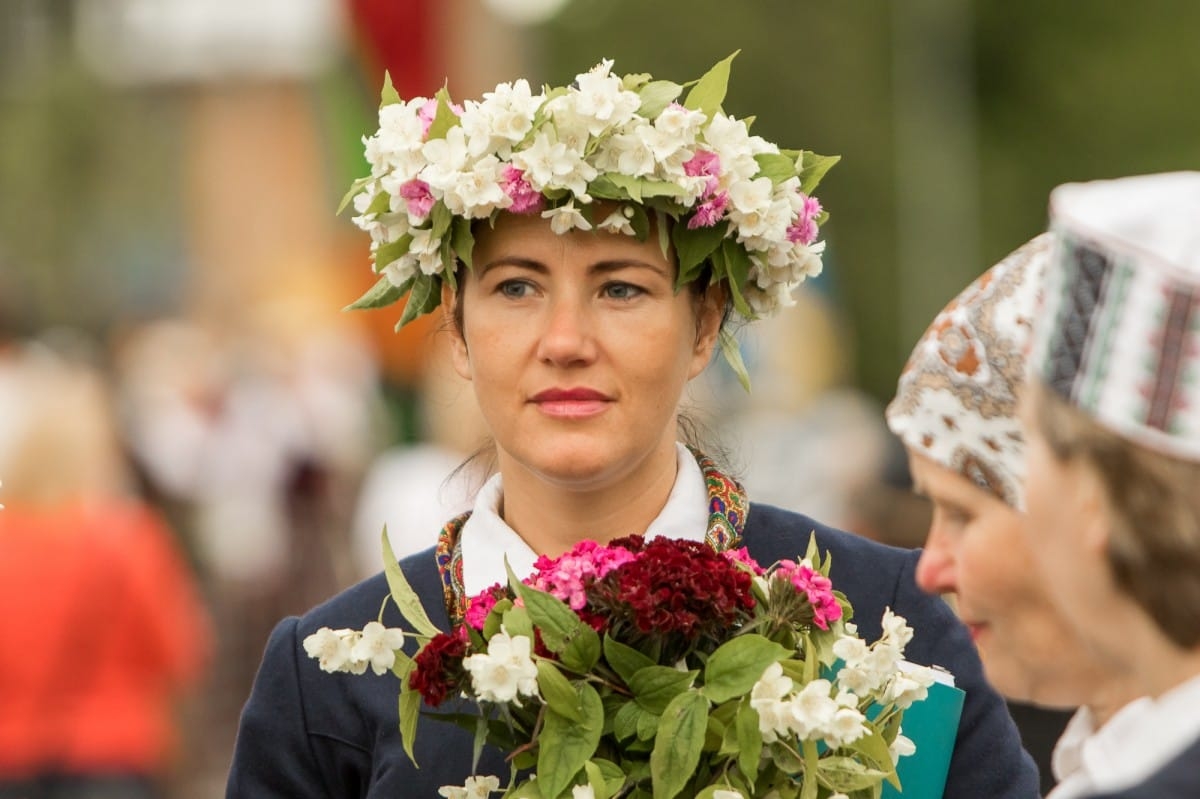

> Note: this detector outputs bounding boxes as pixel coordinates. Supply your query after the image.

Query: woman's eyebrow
[477,257,547,276]
[590,259,671,278]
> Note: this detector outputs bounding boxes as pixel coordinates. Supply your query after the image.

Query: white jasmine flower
[542,202,593,235]
[832,635,869,664]
[597,207,636,236]
[463,627,540,704]
[653,103,706,141]
[444,156,507,218]
[889,731,917,764]
[383,256,419,288]
[788,679,836,739]
[712,791,745,799]
[570,59,641,135]
[302,627,354,674]
[881,609,915,649]
[438,775,501,799]
[408,228,444,276]
[824,706,868,747]
[421,127,472,190]
[349,621,405,676]
[750,662,794,742]
[511,133,597,198]
[884,668,933,709]
[571,784,596,799]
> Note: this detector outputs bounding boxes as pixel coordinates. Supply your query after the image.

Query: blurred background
[1,0,1198,795]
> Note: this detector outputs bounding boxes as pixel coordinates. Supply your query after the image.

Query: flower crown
[343,53,838,385]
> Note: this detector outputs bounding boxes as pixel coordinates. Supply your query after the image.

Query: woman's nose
[536,296,598,367]
[914,528,959,596]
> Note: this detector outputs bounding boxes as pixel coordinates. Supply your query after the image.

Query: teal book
[882,666,964,799]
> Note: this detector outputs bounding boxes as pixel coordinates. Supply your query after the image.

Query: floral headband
[342,54,837,386]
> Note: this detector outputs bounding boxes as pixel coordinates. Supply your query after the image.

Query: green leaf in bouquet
[539,682,604,799]
[426,87,460,141]
[718,328,752,393]
[612,698,651,742]
[683,51,739,118]
[372,234,415,273]
[650,691,709,799]
[735,698,763,779]
[603,636,656,684]
[717,239,755,320]
[636,707,661,742]
[816,756,892,795]
[450,215,474,274]
[701,634,790,704]
[507,777,545,799]
[628,666,699,715]
[508,562,585,654]
[853,728,902,791]
[398,684,422,766]
[560,624,601,674]
[501,604,534,642]
[538,661,584,722]
[585,759,627,799]
[484,598,514,640]
[382,527,441,638]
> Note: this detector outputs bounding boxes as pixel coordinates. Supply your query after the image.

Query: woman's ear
[442,283,472,382]
[689,284,727,378]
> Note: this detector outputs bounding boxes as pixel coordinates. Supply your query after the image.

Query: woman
[885,235,1145,798]
[1020,172,1200,798]
[227,57,1037,798]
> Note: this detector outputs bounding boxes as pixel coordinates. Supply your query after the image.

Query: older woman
[226,57,1036,798]
[886,235,1146,797]
[1021,171,1200,798]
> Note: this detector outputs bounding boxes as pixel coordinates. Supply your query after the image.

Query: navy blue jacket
[1085,733,1200,798]
[227,504,1039,797]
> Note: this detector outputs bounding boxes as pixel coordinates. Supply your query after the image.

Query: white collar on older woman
[460,442,709,596]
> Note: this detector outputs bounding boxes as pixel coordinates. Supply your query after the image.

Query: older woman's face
[446,211,721,493]
[910,451,1110,707]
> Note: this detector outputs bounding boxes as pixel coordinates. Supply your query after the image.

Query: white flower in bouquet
[350,621,406,676]
[462,627,540,704]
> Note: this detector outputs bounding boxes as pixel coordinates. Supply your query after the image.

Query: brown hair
[1031,382,1200,648]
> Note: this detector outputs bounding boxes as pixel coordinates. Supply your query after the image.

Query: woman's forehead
[475,212,671,264]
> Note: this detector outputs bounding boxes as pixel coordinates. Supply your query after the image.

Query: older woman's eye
[603,282,644,300]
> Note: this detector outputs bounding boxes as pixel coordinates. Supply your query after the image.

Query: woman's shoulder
[743,502,917,572]
[294,545,447,636]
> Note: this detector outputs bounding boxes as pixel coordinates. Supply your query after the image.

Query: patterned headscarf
[1030,171,1200,461]
[886,234,1052,510]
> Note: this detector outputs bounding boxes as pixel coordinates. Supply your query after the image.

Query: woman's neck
[496,443,682,558]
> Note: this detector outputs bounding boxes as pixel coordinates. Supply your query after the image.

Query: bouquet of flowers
[305,534,934,799]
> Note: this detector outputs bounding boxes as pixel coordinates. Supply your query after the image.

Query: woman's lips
[530,388,612,418]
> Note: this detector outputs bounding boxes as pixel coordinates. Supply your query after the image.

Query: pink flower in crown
[688,191,729,229]
[529,539,637,611]
[500,165,544,214]
[722,546,766,575]
[775,560,843,630]
[786,194,823,245]
[684,149,721,179]
[398,178,435,219]
[418,97,465,137]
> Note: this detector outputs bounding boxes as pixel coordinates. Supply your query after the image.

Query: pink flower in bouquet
[723,546,766,575]
[499,165,544,214]
[775,560,843,630]
[528,539,637,610]
[398,179,435,219]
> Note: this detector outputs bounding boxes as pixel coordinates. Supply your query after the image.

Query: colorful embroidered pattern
[434,450,749,627]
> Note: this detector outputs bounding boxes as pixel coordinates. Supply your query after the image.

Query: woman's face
[909,451,1111,706]
[446,211,722,494]
[1020,411,1123,663]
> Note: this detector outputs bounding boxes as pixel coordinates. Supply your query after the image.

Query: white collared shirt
[1047,697,1152,799]
[459,443,709,596]
[1051,673,1200,796]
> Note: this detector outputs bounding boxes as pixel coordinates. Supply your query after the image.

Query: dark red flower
[592,538,756,659]
[409,628,468,706]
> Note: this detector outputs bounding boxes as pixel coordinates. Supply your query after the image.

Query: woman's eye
[604,282,644,300]
[498,280,533,298]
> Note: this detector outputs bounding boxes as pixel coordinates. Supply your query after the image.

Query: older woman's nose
[915,527,959,596]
